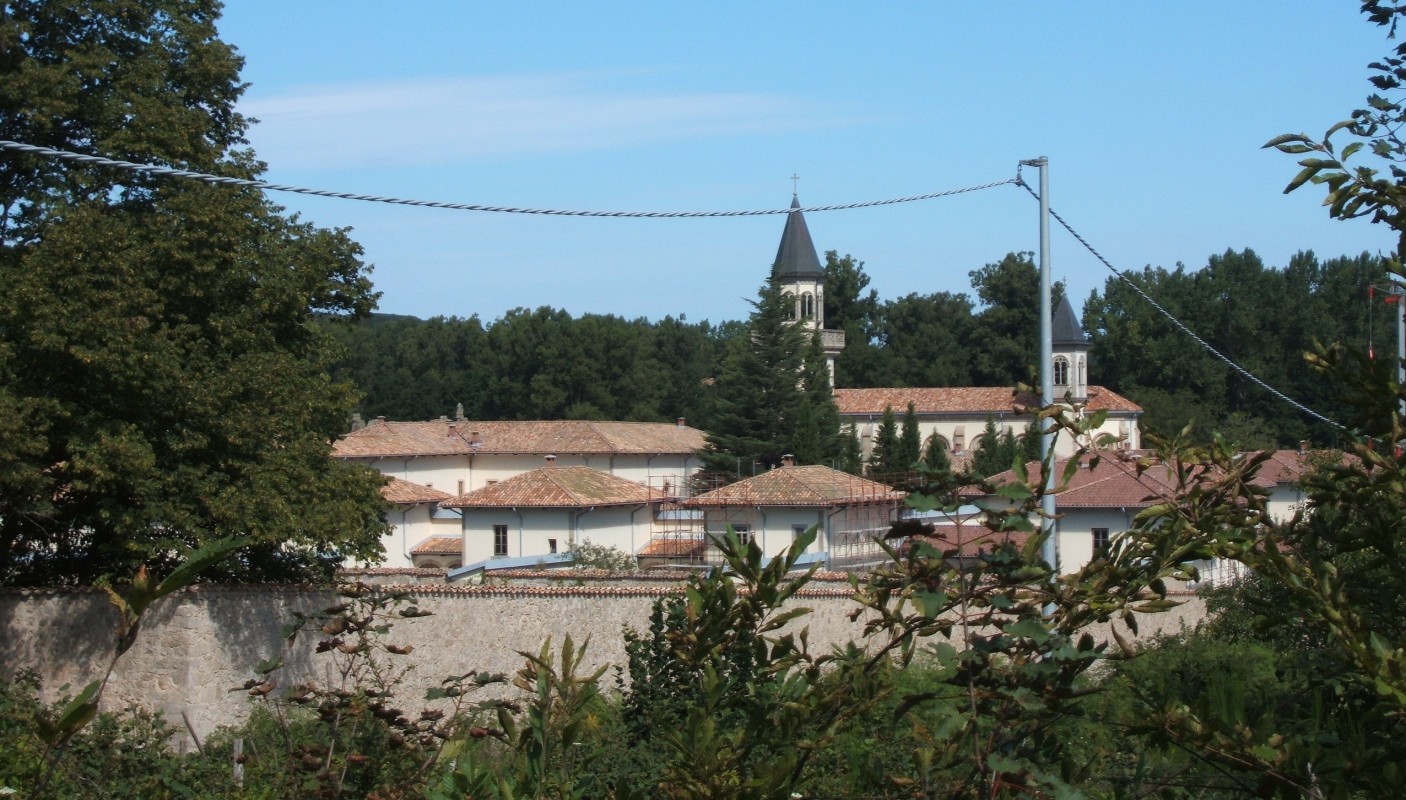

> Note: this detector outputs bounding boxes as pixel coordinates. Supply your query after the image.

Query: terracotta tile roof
[441,465,652,509]
[410,536,462,555]
[910,525,1032,557]
[1247,449,1345,487]
[334,419,707,459]
[833,386,1142,415]
[381,477,453,505]
[975,455,1180,509]
[638,536,710,558]
[971,449,1343,509]
[686,465,906,508]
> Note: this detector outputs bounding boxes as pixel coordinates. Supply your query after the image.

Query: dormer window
[1053,356,1070,386]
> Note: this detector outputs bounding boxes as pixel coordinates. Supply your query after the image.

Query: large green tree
[968,252,1064,387]
[0,0,388,584]
[700,279,816,478]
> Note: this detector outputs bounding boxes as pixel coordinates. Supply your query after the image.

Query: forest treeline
[328,248,1392,448]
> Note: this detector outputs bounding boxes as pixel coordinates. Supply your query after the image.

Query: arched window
[1053,356,1070,386]
[1078,356,1086,385]
[783,292,796,319]
[801,292,815,319]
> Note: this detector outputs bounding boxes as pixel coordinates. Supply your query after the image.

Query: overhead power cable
[1014,176,1346,432]
[0,140,1015,217]
[0,137,1348,432]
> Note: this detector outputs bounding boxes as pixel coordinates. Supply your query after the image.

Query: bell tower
[771,193,845,381]
[1051,294,1089,402]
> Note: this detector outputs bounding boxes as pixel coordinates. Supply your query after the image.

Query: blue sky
[217,2,1397,325]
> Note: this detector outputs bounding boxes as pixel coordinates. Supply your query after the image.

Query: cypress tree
[923,432,952,476]
[867,406,899,478]
[792,332,841,465]
[839,423,864,475]
[897,402,922,472]
[972,417,1012,478]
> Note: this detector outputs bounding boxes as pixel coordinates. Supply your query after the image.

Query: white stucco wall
[1055,508,1137,574]
[352,453,698,498]
[372,504,462,568]
[460,505,654,564]
[847,412,1139,463]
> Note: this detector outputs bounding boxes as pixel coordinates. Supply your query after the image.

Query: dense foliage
[0,1,390,585]
[327,244,1391,456]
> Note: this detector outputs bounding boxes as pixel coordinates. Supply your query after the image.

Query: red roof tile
[381,477,453,505]
[910,525,1032,557]
[686,465,906,508]
[973,449,1340,509]
[410,536,462,555]
[833,386,1142,415]
[638,536,710,558]
[975,455,1180,509]
[334,419,707,459]
[442,465,651,508]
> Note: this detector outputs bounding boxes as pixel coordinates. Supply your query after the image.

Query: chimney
[468,430,482,449]
[375,415,386,424]
[545,454,557,467]
[448,422,458,437]
[781,454,795,467]
[350,412,364,432]
[455,402,465,423]
[676,417,686,427]
[1298,440,1308,455]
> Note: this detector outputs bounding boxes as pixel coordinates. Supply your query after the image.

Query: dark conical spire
[1052,294,1088,347]
[772,195,824,281]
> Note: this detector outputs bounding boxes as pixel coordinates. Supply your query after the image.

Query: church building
[771,195,1143,460]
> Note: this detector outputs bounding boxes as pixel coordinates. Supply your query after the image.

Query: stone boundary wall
[0,579,1208,743]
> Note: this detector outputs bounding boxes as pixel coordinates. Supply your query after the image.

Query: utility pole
[1021,157,1058,577]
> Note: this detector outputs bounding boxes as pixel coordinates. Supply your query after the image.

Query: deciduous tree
[0,1,388,584]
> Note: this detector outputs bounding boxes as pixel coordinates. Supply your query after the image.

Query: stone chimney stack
[781,454,796,467]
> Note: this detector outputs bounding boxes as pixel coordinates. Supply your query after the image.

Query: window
[733,524,752,548]
[793,523,809,540]
[1053,356,1070,386]
[1092,527,1110,554]
[953,426,966,452]
[457,479,466,496]
[548,538,558,554]
[493,524,508,557]
[783,292,796,319]
[800,292,815,319]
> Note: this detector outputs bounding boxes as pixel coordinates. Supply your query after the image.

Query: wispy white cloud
[240,72,847,170]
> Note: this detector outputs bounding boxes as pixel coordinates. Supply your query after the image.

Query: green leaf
[1263,132,1314,149]
[996,481,1033,501]
[155,537,251,598]
[53,680,102,740]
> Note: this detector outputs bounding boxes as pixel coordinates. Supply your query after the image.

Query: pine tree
[700,278,808,479]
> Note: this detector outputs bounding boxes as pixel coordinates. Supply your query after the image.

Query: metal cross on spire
[791,173,800,196]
